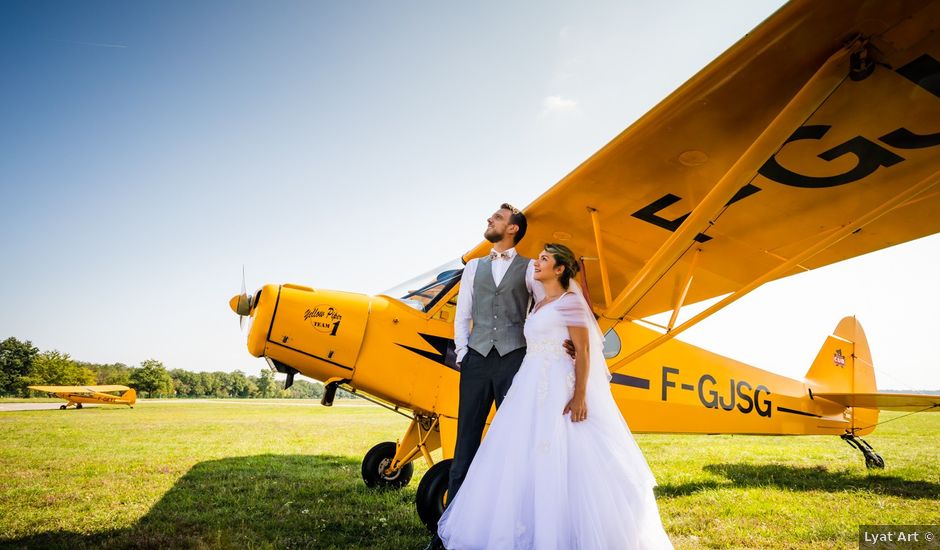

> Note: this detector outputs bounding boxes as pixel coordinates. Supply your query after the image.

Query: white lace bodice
[524,292,584,359]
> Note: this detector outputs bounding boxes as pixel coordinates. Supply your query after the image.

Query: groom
[427,203,541,550]
[448,203,543,504]
[427,204,572,549]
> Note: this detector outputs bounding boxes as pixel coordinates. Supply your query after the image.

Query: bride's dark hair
[544,243,580,289]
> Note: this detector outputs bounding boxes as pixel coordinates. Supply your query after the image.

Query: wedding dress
[438,291,673,549]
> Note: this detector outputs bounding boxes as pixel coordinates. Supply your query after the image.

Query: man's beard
[484,228,503,243]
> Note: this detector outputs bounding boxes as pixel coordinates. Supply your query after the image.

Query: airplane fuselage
[244,280,875,458]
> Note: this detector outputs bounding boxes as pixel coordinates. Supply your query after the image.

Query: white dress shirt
[454,247,545,364]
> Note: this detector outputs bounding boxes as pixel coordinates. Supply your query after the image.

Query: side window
[384,258,464,312]
[432,284,460,322]
[603,328,622,359]
[422,270,462,313]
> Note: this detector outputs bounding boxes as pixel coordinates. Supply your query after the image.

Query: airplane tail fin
[122,388,137,406]
[804,317,878,434]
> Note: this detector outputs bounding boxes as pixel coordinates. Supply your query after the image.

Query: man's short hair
[501,203,527,245]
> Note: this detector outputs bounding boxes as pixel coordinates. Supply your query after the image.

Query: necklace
[534,292,566,313]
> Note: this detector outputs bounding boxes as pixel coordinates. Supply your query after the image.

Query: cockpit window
[383,258,464,312]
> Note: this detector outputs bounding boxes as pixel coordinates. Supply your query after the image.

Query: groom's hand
[563,339,576,359]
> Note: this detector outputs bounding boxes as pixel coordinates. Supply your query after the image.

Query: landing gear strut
[841,433,884,469]
[358,413,451,531]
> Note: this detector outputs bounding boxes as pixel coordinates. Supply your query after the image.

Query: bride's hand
[563,395,587,422]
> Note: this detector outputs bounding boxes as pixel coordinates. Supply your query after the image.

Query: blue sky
[2,0,938,389]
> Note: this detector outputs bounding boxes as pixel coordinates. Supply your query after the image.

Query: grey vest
[469,253,530,357]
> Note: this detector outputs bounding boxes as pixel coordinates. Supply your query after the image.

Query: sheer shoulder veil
[557,279,613,383]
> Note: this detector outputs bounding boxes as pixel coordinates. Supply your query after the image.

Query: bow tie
[490,251,511,260]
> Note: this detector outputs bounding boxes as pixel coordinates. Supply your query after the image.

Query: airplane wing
[84,385,131,393]
[28,385,130,394]
[814,392,940,411]
[464,0,940,326]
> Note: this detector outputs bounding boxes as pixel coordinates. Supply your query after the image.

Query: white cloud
[541,95,578,116]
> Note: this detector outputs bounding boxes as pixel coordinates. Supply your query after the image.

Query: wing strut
[602,40,863,324]
[667,249,700,331]
[588,207,613,307]
[612,166,940,371]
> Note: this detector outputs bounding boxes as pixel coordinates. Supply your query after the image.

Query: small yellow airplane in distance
[230,0,940,530]
[28,385,137,410]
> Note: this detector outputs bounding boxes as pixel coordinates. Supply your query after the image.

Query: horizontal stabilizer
[28,385,131,394]
[815,392,940,411]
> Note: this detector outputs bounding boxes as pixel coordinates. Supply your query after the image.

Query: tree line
[0,336,356,399]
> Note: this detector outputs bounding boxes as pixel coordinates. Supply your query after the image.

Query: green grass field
[0,400,937,549]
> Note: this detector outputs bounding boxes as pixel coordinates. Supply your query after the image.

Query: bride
[437,243,673,549]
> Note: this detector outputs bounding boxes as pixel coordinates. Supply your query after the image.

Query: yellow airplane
[28,385,137,410]
[230,0,940,530]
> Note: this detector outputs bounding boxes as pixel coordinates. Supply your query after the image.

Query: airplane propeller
[229,266,253,330]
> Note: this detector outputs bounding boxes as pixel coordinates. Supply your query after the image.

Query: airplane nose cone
[232,268,255,330]
[230,293,252,316]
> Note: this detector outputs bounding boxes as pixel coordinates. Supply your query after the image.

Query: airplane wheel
[416,459,451,532]
[76,403,83,409]
[361,441,413,489]
[865,453,885,469]
[59,405,67,410]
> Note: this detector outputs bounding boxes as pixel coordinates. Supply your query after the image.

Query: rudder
[122,388,137,406]
[804,317,878,434]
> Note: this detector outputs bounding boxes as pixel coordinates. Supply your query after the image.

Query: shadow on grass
[0,454,426,550]
[656,462,940,499]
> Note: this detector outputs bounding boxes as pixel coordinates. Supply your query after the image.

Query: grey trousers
[446,346,526,501]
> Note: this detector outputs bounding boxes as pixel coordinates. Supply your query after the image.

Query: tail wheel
[865,453,885,469]
[842,433,886,469]
[361,441,414,489]
[416,459,452,532]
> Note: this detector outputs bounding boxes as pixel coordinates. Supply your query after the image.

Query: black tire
[866,453,885,469]
[59,405,67,410]
[416,459,452,532]
[361,441,414,489]
[76,403,83,409]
